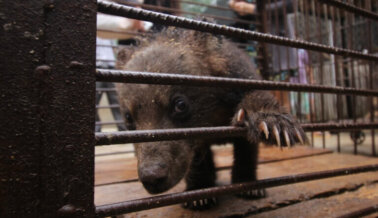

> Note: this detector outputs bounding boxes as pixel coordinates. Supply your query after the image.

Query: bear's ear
[116,46,136,69]
[192,17,223,46]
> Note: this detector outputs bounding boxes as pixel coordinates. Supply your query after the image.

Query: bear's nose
[139,164,168,192]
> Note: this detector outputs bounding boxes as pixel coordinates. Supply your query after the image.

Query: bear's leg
[182,145,217,210]
[232,138,266,199]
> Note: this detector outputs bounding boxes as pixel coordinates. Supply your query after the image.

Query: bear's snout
[139,163,169,194]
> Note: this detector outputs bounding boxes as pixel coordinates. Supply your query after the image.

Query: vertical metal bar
[367,0,376,156]
[267,0,273,76]
[0,1,45,216]
[292,0,303,123]
[315,0,326,149]
[294,0,299,40]
[282,0,294,121]
[304,0,315,146]
[345,0,357,154]
[273,0,284,105]
[331,6,342,153]
[256,0,270,80]
[0,1,96,217]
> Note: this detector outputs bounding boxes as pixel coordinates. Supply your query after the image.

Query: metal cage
[1,0,377,217]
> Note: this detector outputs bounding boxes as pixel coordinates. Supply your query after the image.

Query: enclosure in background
[96,0,377,155]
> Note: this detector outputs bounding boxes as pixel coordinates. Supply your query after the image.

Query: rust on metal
[96,120,124,126]
[97,0,378,61]
[95,149,334,187]
[336,205,378,218]
[96,88,117,92]
[178,0,234,12]
[0,0,97,217]
[95,122,378,145]
[96,69,378,97]
[95,164,378,217]
[96,126,247,145]
[115,0,259,26]
[318,0,378,21]
[96,104,121,109]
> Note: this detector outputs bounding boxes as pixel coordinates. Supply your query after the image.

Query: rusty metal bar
[95,150,135,157]
[332,6,342,153]
[96,120,124,126]
[336,205,378,218]
[95,164,378,216]
[97,59,116,63]
[316,0,326,149]
[95,149,333,186]
[96,178,139,187]
[97,28,150,37]
[97,1,378,61]
[293,0,302,122]
[96,88,117,92]
[95,122,378,145]
[1,0,97,217]
[96,69,378,97]
[96,126,246,145]
[115,0,259,26]
[303,0,315,147]
[273,0,284,106]
[97,44,129,49]
[317,0,378,21]
[177,0,233,12]
[366,1,376,157]
[256,0,270,79]
[96,104,120,109]
[344,0,358,155]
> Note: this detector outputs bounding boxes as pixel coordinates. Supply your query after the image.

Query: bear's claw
[236,188,266,199]
[234,108,307,148]
[182,197,217,210]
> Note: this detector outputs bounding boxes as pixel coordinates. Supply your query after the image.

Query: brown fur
[116,27,307,209]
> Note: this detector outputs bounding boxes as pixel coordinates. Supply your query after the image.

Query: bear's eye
[174,98,187,113]
[124,112,136,130]
[171,95,191,120]
[125,112,133,123]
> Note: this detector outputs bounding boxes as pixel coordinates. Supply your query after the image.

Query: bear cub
[116,27,307,210]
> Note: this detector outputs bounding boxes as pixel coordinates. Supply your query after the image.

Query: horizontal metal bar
[96,59,115,63]
[336,205,378,218]
[115,0,259,26]
[95,164,378,217]
[97,1,378,61]
[302,122,378,131]
[94,149,333,186]
[96,178,139,187]
[97,28,150,36]
[318,0,378,21]
[95,122,378,145]
[96,126,246,145]
[96,88,117,92]
[178,0,234,12]
[96,44,129,49]
[96,121,124,126]
[96,70,378,97]
[95,150,134,157]
[96,104,120,109]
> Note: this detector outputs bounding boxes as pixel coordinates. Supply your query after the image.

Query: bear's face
[118,84,195,193]
[116,33,236,194]
[118,81,233,193]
